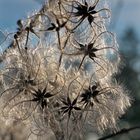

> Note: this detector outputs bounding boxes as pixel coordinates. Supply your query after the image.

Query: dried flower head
[0,0,131,140]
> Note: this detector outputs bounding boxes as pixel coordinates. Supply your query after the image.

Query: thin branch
[98,126,140,140]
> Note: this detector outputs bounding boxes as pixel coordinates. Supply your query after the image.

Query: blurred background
[0,0,140,140]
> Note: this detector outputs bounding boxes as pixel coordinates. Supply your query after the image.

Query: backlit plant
[0,0,131,140]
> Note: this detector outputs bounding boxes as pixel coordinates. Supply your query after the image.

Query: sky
[110,0,140,36]
[0,0,140,38]
[0,0,40,30]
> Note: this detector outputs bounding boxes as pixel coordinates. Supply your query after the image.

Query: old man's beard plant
[0,0,131,139]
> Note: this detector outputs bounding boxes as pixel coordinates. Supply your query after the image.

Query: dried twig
[98,126,140,140]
